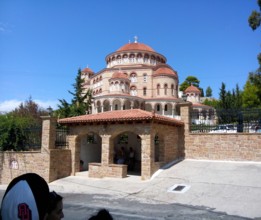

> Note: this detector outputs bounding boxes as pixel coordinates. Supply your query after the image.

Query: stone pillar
[91,103,95,114]
[180,103,192,158]
[172,103,176,117]
[68,135,79,175]
[41,116,56,150]
[101,135,111,165]
[141,134,153,180]
[180,103,192,134]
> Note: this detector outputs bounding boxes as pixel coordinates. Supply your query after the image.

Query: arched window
[164,104,168,111]
[130,86,137,96]
[143,73,147,82]
[99,88,102,93]
[130,72,137,83]
[171,84,174,95]
[157,84,160,95]
[164,84,168,95]
[143,87,147,96]
[144,54,149,63]
[154,135,159,162]
[123,54,128,63]
[157,104,160,112]
[130,54,135,63]
[116,55,121,64]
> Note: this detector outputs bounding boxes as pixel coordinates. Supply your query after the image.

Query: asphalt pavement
[1,159,261,219]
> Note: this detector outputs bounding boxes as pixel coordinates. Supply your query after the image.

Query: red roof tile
[82,67,94,73]
[154,67,177,77]
[117,42,155,52]
[184,85,201,93]
[58,109,183,126]
[111,71,129,79]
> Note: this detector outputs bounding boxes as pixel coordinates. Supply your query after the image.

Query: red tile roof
[154,67,177,77]
[58,109,184,126]
[111,71,129,79]
[184,85,201,93]
[117,42,155,52]
[82,67,94,73]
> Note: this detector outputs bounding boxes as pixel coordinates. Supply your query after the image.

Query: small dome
[184,85,201,94]
[117,42,155,52]
[154,67,177,77]
[82,67,94,73]
[111,72,128,79]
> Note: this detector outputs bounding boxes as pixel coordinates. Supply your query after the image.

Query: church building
[58,38,197,180]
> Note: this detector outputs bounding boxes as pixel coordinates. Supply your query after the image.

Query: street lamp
[47,106,53,116]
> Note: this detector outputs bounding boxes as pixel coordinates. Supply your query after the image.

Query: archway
[80,132,102,171]
[112,99,121,110]
[113,131,141,175]
[123,100,131,110]
[96,100,102,113]
[103,100,110,112]
[145,103,152,112]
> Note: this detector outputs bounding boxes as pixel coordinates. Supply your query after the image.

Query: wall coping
[89,162,128,168]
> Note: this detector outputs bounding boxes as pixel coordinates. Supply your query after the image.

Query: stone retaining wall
[0,151,49,184]
[185,133,261,161]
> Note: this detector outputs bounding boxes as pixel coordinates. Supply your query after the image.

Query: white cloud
[0,22,7,32]
[0,22,13,33]
[34,100,59,110]
[0,100,21,113]
[0,27,5,32]
[0,99,58,113]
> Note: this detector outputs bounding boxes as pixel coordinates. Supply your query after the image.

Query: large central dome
[117,42,155,52]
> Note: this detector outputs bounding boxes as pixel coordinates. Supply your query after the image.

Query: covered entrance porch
[58,109,184,180]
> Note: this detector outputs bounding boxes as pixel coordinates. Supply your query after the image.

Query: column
[101,135,111,165]
[41,116,56,150]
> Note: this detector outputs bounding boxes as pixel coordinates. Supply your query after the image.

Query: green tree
[0,98,49,151]
[202,98,220,108]
[219,82,227,109]
[56,99,71,118]
[56,68,93,118]
[234,84,243,108]
[242,78,261,108]
[0,114,41,151]
[179,76,200,92]
[205,86,212,97]
[248,0,261,31]
[11,96,47,123]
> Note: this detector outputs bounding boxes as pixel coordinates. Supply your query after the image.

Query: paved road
[61,193,250,220]
[0,190,250,219]
[1,159,261,219]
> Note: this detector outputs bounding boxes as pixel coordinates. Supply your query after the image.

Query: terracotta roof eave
[59,116,152,123]
[58,109,184,126]
[59,117,184,127]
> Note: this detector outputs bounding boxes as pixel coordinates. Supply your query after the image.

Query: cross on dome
[134,36,138,43]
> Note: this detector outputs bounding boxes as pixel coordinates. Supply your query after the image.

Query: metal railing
[55,126,69,148]
[24,126,42,150]
[190,108,261,134]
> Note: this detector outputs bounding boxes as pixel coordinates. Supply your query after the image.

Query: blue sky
[0,0,260,112]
